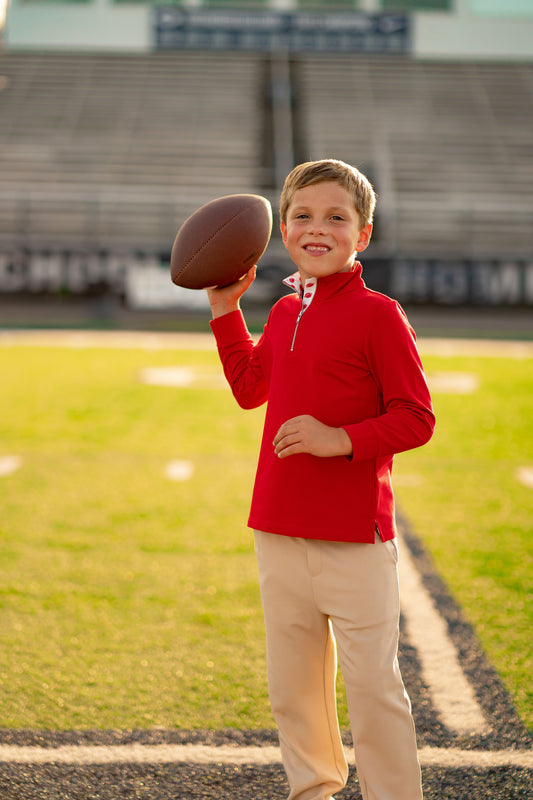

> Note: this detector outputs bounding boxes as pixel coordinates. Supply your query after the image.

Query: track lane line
[0,743,531,768]
[398,535,488,736]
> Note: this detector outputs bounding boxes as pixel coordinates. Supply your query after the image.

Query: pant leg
[315,538,423,800]
[254,531,348,800]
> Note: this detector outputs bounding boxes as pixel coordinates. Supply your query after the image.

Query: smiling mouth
[304,244,330,254]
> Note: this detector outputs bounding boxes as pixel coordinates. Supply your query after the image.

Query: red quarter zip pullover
[210,265,435,543]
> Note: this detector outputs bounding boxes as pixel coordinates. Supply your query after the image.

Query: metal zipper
[290,308,305,351]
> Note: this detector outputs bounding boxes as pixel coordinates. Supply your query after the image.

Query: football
[170,194,273,290]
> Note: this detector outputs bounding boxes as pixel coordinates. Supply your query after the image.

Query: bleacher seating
[296,55,533,256]
[0,51,267,249]
[1,49,532,258]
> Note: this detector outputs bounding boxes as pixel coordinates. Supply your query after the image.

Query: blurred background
[0,0,532,336]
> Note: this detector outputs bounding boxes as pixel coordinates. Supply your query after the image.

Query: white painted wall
[4,0,152,52]
[413,0,533,61]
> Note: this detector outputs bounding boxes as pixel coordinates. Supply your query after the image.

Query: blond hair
[280,159,376,228]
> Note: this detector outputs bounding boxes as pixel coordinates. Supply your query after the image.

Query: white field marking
[139,365,227,389]
[417,746,533,769]
[516,466,533,489]
[0,455,22,477]
[0,330,218,351]
[2,331,532,358]
[398,537,488,735]
[165,460,194,482]
[140,366,195,387]
[427,371,479,394]
[418,338,533,360]
[0,743,531,768]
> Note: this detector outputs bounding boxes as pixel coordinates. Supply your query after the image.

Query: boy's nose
[308,218,327,234]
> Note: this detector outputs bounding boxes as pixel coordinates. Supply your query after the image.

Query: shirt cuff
[342,421,380,463]
[210,309,251,346]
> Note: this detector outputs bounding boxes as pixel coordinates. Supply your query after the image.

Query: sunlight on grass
[0,346,270,728]
[0,345,531,731]
[395,354,532,730]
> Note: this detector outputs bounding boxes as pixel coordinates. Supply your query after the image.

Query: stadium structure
[0,0,532,317]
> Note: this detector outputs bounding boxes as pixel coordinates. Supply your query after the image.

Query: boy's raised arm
[206,266,257,319]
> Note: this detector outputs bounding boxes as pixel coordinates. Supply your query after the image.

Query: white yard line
[1,330,532,358]
[398,537,489,736]
[426,371,479,394]
[0,743,531,768]
[0,330,218,350]
[165,460,195,482]
[138,365,227,388]
[0,455,22,476]
[418,338,533,359]
[417,746,533,768]
[516,466,533,489]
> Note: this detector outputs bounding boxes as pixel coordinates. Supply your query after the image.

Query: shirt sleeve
[342,300,435,462]
[210,309,269,409]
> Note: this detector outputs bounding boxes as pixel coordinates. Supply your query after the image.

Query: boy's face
[280,181,372,283]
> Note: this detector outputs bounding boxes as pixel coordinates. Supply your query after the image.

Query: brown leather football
[170,194,272,289]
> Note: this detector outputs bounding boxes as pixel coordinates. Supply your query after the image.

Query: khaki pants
[254,531,423,800]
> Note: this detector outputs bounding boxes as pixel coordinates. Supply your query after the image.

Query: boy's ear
[280,221,288,248]
[356,223,372,253]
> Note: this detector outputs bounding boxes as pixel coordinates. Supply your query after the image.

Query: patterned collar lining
[282,272,317,312]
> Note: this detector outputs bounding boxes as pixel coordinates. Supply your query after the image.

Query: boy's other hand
[207,265,257,319]
[273,415,353,459]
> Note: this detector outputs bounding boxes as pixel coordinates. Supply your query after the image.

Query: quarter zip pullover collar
[283,265,364,352]
[283,272,317,311]
[283,272,316,351]
[283,262,365,308]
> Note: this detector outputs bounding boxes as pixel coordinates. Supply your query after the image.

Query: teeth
[305,245,329,253]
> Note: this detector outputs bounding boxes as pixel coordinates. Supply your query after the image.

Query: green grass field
[0,341,531,731]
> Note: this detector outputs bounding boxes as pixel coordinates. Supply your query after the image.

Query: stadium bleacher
[296,55,533,256]
[0,49,532,259]
[0,51,267,249]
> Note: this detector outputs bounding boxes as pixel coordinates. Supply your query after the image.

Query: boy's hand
[207,266,256,319]
[273,415,353,459]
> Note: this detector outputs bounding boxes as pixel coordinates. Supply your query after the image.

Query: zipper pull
[290,308,304,352]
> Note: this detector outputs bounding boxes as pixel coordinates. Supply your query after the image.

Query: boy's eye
[331,215,344,221]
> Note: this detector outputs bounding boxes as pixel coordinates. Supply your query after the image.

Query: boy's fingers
[239,265,257,288]
[273,418,300,446]
[273,417,309,456]
[206,265,257,317]
[208,265,256,295]
[274,433,299,455]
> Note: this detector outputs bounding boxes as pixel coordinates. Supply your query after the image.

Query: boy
[207,159,435,800]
